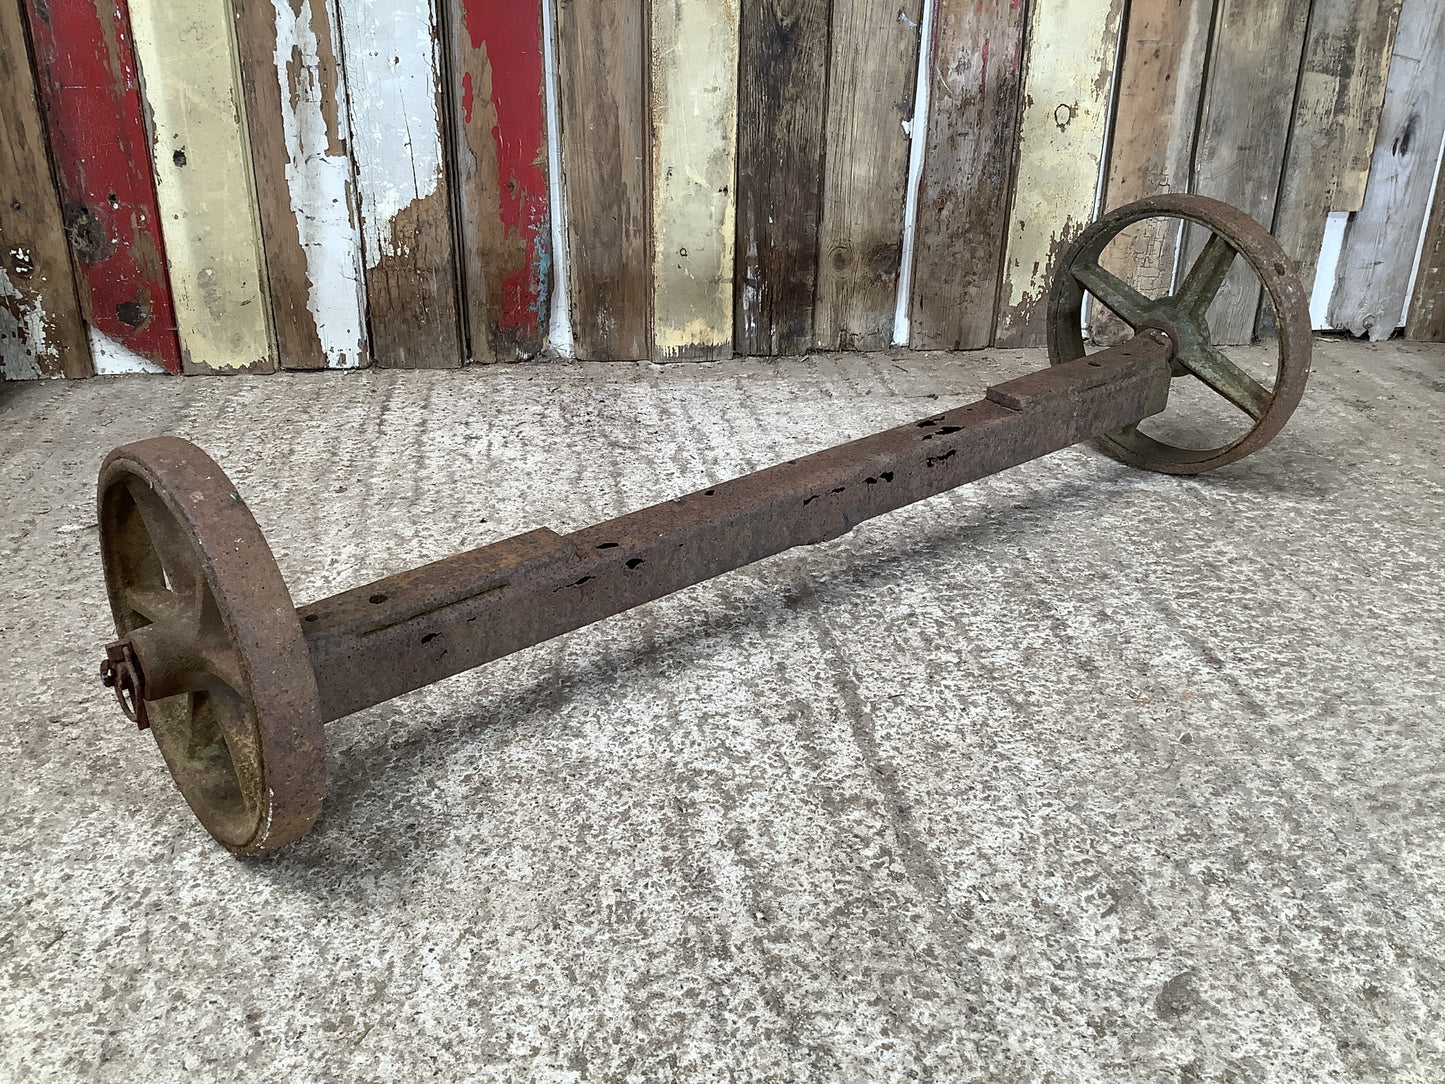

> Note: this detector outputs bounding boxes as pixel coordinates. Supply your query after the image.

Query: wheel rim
[98,437,325,853]
[1047,194,1311,475]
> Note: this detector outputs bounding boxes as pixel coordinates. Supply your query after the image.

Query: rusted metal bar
[303,333,1173,721]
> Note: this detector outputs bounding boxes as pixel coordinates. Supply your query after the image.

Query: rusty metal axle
[94,195,1314,854]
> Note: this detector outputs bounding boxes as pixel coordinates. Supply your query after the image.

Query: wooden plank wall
[6,0,1445,376]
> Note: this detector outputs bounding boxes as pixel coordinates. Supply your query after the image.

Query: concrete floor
[1,338,1441,1082]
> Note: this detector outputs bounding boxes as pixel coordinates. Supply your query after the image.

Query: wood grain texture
[445,0,551,362]
[650,0,738,360]
[996,0,1126,349]
[128,0,275,373]
[21,0,180,373]
[813,0,923,351]
[1267,0,1403,333]
[733,0,830,356]
[908,0,1028,351]
[1405,161,1445,341]
[233,0,368,370]
[1185,0,1311,346]
[0,0,90,379]
[336,0,462,369]
[1088,0,1212,344]
[556,0,648,361]
[1329,0,1445,341]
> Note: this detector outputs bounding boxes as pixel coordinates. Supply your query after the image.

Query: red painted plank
[449,0,551,358]
[22,0,182,372]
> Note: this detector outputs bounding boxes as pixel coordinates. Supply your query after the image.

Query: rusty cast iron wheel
[98,438,325,854]
[1047,194,1311,474]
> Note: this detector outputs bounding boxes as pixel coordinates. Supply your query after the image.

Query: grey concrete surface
[1,338,1442,1083]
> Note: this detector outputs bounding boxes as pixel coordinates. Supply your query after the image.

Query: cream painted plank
[996,0,1126,349]
[234,0,369,370]
[129,0,275,373]
[650,0,739,360]
[1329,0,1445,341]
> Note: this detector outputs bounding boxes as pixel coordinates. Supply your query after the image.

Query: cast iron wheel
[1048,194,1311,474]
[98,437,325,854]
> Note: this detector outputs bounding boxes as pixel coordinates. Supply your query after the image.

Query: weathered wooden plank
[444,0,551,362]
[1184,0,1311,346]
[336,0,462,369]
[21,0,180,374]
[908,0,1028,351]
[650,0,739,360]
[996,0,1126,349]
[1329,0,1445,341]
[0,0,91,379]
[127,0,275,373]
[555,0,648,361]
[1087,0,1212,344]
[813,0,923,351]
[733,0,830,356]
[1266,0,1403,334]
[232,0,368,370]
[1405,161,1445,341]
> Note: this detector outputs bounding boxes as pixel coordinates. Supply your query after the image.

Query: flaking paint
[269,0,367,368]
[997,0,1125,348]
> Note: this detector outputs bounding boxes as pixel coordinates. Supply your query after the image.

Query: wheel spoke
[126,585,186,625]
[126,480,204,602]
[1072,258,1156,328]
[1177,233,1239,316]
[1178,342,1274,420]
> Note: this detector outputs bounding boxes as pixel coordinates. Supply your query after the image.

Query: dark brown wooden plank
[908,0,1027,352]
[556,0,648,361]
[233,0,370,370]
[734,0,831,357]
[1088,0,1213,345]
[1406,159,1445,340]
[0,0,90,379]
[1186,0,1312,345]
[1265,0,1403,338]
[813,0,923,351]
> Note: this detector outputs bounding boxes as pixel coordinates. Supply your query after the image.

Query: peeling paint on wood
[1089,0,1211,345]
[1330,0,1445,341]
[909,0,1028,352]
[234,0,368,370]
[88,325,168,374]
[128,0,275,373]
[1,0,91,380]
[336,0,462,368]
[1185,0,1311,346]
[1264,0,1403,340]
[444,0,551,362]
[555,0,649,361]
[21,0,181,373]
[996,0,1125,349]
[814,0,924,351]
[734,0,830,356]
[650,0,738,360]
